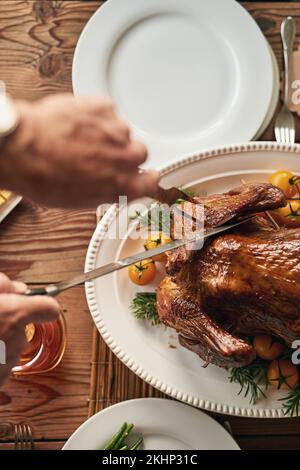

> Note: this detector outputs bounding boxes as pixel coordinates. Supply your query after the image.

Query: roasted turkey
[156,182,300,368]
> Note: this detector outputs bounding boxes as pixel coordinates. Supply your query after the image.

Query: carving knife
[25,216,253,297]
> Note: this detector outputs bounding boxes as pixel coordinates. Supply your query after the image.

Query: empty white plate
[73,0,274,168]
[63,398,239,450]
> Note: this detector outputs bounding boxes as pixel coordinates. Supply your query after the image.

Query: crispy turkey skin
[157,182,293,368]
[166,182,286,275]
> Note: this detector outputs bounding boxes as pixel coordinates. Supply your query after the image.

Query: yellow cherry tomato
[128,259,156,285]
[144,232,173,262]
[269,170,298,198]
[272,200,300,228]
[253,335,284,361]
[267,359,299,390]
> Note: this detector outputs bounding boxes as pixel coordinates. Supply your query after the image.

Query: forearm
[0,93,158,208]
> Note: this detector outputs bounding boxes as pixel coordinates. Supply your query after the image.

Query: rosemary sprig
[279,385,300,417]
[130,292,160,326]
[229,359,268,405]
[130,202,172,234]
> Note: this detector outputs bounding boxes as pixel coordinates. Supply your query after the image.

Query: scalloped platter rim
[85,142,300,418]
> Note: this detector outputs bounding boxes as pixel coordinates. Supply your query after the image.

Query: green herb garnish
[130,292,160,326]
[229,358,268,405]
[130,202,172,234]
[102,422,143,450]
[279,385,300,417]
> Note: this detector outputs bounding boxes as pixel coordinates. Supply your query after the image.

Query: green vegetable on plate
[102,422,143,450]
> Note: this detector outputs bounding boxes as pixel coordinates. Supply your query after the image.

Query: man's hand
[0,94,159,208]
[0,273,59,386]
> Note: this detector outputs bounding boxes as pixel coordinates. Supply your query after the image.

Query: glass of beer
[12,312,67,375]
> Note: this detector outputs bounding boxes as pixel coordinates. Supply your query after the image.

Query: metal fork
[275,17,296,144]
[14,423,35,450]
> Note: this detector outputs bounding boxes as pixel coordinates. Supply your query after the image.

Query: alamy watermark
[291,80,300,105]
[100,196,205,250]
[292,340,300,365]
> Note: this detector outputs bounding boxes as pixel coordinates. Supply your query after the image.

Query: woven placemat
[88,326,165,417]
[88,209,165,417]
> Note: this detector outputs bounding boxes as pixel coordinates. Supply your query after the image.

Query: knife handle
[25,286,59,297]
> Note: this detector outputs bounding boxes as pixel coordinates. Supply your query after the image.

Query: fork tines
[14,423,35,450]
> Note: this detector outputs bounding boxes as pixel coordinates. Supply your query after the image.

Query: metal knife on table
[25,217,253,298]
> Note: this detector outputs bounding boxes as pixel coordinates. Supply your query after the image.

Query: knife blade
[25,216,253,297]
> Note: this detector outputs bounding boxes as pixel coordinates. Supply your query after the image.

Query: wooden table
[0,0,300,450]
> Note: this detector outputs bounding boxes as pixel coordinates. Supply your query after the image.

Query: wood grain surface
[0,287,94,440]
[0,0,300,451]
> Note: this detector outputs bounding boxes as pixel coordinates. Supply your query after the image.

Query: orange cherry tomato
[144,232,173,262]
[269,170,298,198]
[267,359,299,390]
[253,335,284,361]
[272,200,300,228]
[128,259,156,286]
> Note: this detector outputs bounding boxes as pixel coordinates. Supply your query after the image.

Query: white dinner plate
[73,0,274,168]
[63,398,239,450]
[253,44,279,140]
[85,142,300,418]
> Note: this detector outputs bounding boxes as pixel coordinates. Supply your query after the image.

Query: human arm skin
[0,94,159,208]
[0,274,59,386]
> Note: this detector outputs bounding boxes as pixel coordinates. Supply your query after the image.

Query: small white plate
[63,398,239,450]
[85,142,300,418]
[73,0,274,168]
